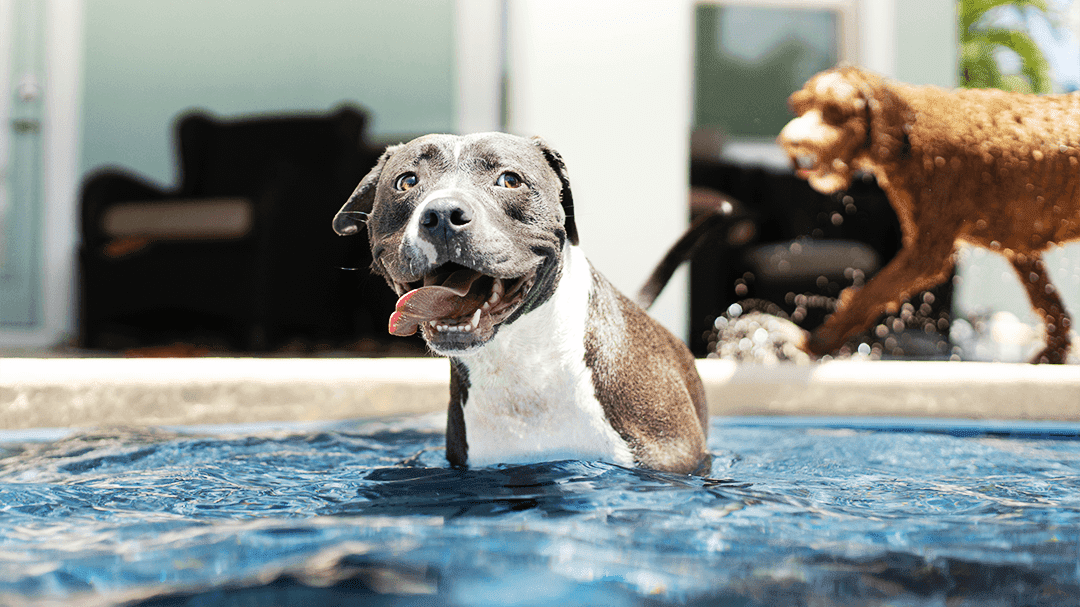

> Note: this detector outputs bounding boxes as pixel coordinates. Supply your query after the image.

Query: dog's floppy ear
[846,68,907,158]
[333,144,402,236]
[531,137,579,245]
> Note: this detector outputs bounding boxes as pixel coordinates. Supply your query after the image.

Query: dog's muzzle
[387,192,539,350]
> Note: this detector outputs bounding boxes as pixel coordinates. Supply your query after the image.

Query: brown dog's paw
[805,325,846,359]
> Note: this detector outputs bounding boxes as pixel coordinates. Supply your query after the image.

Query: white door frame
[0,0,83,348]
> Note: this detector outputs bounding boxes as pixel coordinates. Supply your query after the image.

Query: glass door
[0,0,46,328]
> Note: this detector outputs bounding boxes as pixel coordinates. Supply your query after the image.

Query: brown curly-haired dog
[778,66,1080,364]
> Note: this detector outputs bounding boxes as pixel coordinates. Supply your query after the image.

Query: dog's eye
[395,172,418,191]
[496,172,524,189]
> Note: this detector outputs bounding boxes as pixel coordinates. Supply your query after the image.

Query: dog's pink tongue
[388,270,485,336]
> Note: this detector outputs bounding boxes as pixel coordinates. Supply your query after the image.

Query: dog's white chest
[457,246,633,468]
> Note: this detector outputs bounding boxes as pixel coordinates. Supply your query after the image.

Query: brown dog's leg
[806,243,955,357]
[1010,253,1071,364]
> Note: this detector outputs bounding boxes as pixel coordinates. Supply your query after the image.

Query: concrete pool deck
[1,358,1078,431]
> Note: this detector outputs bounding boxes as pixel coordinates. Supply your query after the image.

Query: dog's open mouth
[783,145,851,194]
[388,263,536,339]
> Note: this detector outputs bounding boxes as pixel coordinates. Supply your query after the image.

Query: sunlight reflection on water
[1,414,1079,606]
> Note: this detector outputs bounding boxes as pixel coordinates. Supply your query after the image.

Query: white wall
[454,0,504,134]
[80,0,456,188]
[505,0,693,338]
[858,0,957,86]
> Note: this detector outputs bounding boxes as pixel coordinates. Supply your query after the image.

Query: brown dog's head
[332,133,578,355]
[777,66,880,194]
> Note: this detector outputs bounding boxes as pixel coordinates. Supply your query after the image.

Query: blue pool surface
[2,414,1080,606]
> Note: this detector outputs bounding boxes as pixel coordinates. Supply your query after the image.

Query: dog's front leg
[807,242,955,357]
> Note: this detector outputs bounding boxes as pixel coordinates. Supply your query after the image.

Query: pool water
[2,414,1079,606]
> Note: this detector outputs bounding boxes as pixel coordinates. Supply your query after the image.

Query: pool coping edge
[1,358,1078,430]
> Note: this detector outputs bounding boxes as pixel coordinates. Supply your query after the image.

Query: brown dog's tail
[636,192,756,310]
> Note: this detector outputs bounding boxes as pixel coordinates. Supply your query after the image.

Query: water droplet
[753,328,769,345]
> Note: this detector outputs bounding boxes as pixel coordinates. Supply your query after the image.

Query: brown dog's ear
[333,144,402,236]
[530,137,579,245]
[844,68,907,157]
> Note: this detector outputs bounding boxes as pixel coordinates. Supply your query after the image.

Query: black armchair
[79,105,393,352]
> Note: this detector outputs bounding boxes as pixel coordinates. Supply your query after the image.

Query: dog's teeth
[470,308,482,330]
[488,292,500,305]
[492,280,505,298]
[482,302,491,312]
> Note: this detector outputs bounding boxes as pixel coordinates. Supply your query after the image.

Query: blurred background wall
[80,0,456,187]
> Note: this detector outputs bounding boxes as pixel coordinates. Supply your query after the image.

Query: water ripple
[0,417,1078,605]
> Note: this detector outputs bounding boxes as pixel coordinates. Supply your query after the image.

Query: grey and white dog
[333,133,710,474]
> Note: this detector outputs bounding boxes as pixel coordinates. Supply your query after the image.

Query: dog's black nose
[421,198,473,238]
